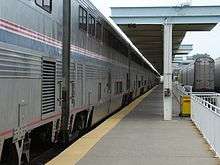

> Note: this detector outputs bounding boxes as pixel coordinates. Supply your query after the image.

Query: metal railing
[191,94,220,157]
[192,92,220,106]
[173,82,191,103]
[173,83,220,157]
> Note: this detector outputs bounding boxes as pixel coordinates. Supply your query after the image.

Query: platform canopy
[111,6,220,74]
[174,44,193,55]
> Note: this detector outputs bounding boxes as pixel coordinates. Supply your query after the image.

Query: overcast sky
[90,0,220,59]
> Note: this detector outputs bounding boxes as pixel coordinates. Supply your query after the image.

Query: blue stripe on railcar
[0,29,113,68]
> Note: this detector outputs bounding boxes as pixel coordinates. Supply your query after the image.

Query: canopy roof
[111,6,220,74]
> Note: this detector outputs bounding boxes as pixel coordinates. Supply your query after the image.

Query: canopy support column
[163,23,173,120]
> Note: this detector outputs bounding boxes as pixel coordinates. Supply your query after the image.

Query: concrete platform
[77,85,220,165]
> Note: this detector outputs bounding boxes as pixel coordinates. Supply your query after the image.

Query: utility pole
[59,0,71,146]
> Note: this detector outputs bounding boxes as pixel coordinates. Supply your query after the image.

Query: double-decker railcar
[0,0,159,164]
[179,57,215,92]
[215,58,220,92]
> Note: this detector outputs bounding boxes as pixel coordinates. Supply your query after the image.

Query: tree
[192,53,210,60]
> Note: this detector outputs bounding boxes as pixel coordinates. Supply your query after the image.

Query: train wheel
[1,140,19,165]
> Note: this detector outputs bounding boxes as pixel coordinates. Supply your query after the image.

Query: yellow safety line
[46,86,157,165]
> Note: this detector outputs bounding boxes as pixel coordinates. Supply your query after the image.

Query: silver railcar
[0,0,159,164]
[180,57,215,91]
[215,58,220,92]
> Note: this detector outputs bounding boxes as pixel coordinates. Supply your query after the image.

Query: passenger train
[0,0,159,164]
[215,58,220,92]
[179,56,215,92]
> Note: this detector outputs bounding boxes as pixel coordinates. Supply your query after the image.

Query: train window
[108,31,113,46]
[112,35,118,49]
[102,28,107,44]
[96,21,102,40]
[79,6,87,31]
[126,73,129,90]
[111,35,116,49]
[119,82,123,93]
[35,0,52,13]
[88,14,95,36]
[141,76,144,85]
[98,83,102,101]
[138,81,141,88]
[114,83,117,94]
[115,82,123,94]
[136,75,138,88]
[103,28,110,45]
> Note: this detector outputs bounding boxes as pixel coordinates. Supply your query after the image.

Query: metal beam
[121,28,186,34]
[133,40,182,45]
[125,33,163,37]
[134,41,163,44]
[173,24,216,31]
[136,43,162,47]
[147,57,164,61]
[119,24,162,31]
[112,17,220,25]
[130,38,162,42]
[60,0,71,146]
[130,36,183,41]
[130,36,163,40]
[137,45,163,49]
[111,6,220,25]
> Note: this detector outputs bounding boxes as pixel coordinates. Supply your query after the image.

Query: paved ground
[77,85,220,165]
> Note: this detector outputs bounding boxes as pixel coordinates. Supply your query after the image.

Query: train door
[126,73,130,91]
